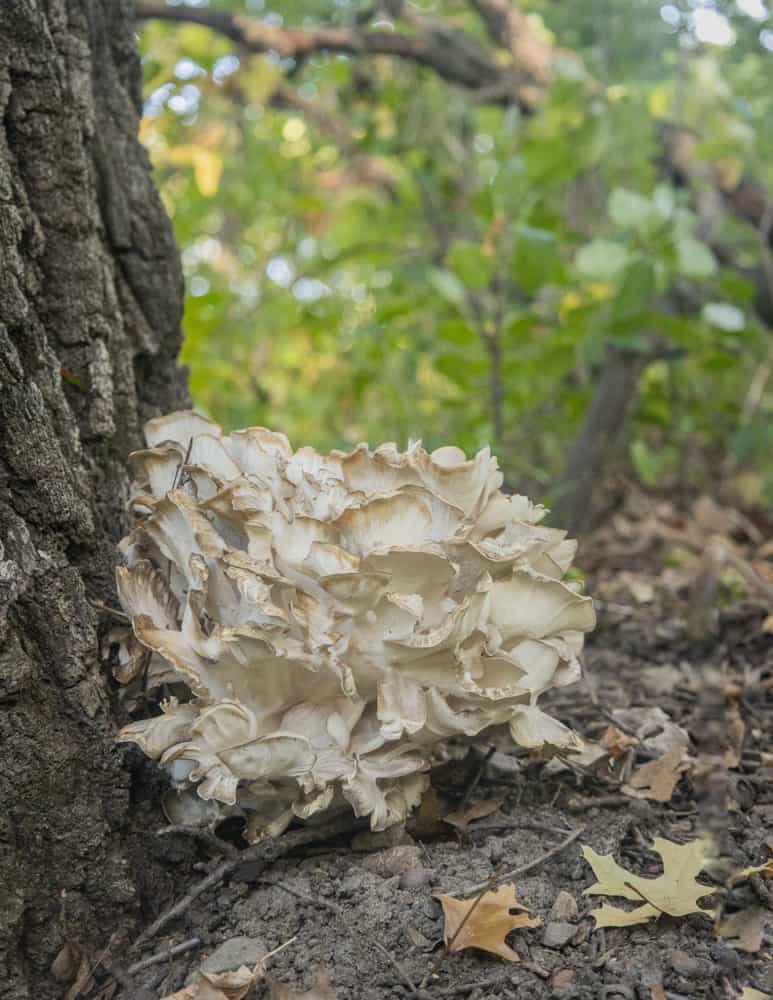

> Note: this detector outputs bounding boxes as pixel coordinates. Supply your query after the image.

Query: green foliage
[138,0,773,501]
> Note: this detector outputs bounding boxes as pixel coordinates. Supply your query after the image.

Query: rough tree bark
[0,2,188,997]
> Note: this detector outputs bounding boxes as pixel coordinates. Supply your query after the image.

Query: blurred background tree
[136,0,773,530]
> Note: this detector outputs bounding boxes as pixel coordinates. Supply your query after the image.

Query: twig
[260,880,425,998]
[89,599,130,622]
[456,746,496,814]
[126,937,202,976]
[565,794,630,812]
[462,825,585,895]
[130,814,361,952]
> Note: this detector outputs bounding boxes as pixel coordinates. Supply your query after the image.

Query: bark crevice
[0,3,188,996]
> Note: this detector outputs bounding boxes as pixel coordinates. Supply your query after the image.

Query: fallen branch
[126,937,202,976]
[130,814,362,952]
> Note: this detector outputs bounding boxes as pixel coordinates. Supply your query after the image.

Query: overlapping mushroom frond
[115,411,595,839]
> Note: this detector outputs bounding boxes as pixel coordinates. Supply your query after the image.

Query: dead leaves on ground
[583,837,716,927]
[435,883,540,962]
[583,835,772,957]
[622,746,692,802]
[162,968,337,1000]
[161,966,259,1000]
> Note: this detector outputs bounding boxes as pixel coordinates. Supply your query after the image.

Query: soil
[96,497,773,1000]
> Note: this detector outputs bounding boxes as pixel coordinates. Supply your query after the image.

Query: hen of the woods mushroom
[114,412,595,841]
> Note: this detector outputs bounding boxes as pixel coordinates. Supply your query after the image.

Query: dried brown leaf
[161,966,258,1000]
[600,725,638,759]
[444,797,504,831]
[435,883,540,962]
[623,747,691,802]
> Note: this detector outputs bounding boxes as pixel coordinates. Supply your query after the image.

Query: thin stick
[127,937,202,976]
[130,814,361,952]
[463,825,585,895]
[456,746,496,813]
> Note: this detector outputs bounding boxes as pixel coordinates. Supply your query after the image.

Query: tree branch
[134,3,528,102]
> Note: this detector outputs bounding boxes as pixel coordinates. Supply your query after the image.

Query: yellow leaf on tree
[434,883,540,962]
[582,837,716,928]
[193,149,223,197]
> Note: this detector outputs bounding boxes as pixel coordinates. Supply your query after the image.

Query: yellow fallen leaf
[582,837,716,928]
[435,883,540,962]
[741,989,771,1000]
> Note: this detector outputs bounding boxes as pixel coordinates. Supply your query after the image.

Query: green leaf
[428,268,467,306]
[608,188,652,228]
[702,302,745,331]
[676,236,717,279]
[436,319,476,345]
[630,439,661,486]
[434,352,477,386]
[575,239,630,280]
[652,184,675,220]
[512,226,562,294]
[614,258,656,318]
[447,241,494,290]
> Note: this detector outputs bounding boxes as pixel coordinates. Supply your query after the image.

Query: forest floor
[103,490,773,1000]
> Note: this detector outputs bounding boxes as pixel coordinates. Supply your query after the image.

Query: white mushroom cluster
[115,412,595,840]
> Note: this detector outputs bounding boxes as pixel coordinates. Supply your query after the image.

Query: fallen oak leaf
[161,936,296,1000]
[623,747,692,802]
[582,837,716,928]
[435,883,540,962]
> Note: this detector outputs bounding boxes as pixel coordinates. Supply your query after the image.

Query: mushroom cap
[116,413,594,838]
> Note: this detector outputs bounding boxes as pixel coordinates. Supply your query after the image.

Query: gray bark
[0,2,188,996]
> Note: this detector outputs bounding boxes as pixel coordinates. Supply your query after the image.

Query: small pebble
[669,950,702,977]
[549,890,578,922]
[361,845,423,877]
[399,867,433,890]
[543,921,577,949]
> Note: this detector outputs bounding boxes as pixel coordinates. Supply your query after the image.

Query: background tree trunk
[0,2,187,996]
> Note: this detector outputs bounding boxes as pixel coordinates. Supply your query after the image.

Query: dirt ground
[106,493,773,1000]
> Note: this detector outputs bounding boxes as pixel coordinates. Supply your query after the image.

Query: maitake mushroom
[114,412,595,840]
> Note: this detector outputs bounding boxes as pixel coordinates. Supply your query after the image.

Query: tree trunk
[0,2,187,996]
[549,345,647,536]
